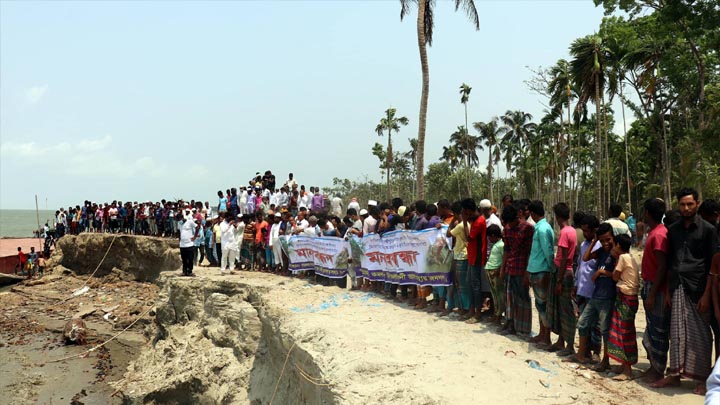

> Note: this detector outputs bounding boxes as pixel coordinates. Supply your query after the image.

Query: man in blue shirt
[527,200,555,348]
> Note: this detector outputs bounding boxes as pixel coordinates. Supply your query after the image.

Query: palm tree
[459,83,473,194]
[404,138,419,196]
[570,35,614,215]
[400,0,479,199]
[449,125,481,197]
[499,110,537,170]
[376,108,409,201]
[473,117,502,203]
[548,59,574,203]
[441,144,462,199]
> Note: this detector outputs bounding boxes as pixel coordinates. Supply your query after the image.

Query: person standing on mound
[178,212,200,276]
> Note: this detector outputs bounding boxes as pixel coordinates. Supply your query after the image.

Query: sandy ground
[189,260,699,405]
[0,244,701,404]
[0,271,154,404]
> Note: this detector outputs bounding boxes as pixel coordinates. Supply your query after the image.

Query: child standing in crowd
[572,223,617,370]
[608,234,640,380]
[484,224,505,325]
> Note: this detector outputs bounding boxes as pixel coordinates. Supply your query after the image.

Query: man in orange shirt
[254,212,269,271]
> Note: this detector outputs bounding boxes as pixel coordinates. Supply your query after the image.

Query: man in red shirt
[640,197,669,383]
[16,247,27,275]
[461,198,487,324]
[498,204,535,336]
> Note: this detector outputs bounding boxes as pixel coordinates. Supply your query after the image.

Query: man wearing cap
[480,199,501,229]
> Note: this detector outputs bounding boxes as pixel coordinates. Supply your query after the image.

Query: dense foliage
[327,0,718,216]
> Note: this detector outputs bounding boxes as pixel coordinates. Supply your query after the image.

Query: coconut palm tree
[473,117,502,203]
[570,35,615,215]
[400,0,479,199]
[459,83,473,193]
[449,126,481,196]
[404,138,419,196]
[376,108,409,201]
[441,144,462,198]
[499,110,537,174]
[547,59,575,203]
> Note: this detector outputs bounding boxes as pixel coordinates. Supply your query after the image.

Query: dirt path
[186,267,696,404]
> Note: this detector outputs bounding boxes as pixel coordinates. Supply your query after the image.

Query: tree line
[325,0,719,216]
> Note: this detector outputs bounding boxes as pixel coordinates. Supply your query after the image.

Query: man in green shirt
[527,200,555,348]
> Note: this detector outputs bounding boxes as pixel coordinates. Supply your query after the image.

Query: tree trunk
[594,76,602,216]
[620,79,632,214]
[601,94,611,212]
[488,146,494,203]
[415,0,429,200]
[387,131,393,202]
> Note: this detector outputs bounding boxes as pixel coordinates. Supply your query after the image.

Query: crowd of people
[41,170,720,397]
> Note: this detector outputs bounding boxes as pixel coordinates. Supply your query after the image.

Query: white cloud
[1,135,207,181]
[77,134,112,152]
[25,85,49,104]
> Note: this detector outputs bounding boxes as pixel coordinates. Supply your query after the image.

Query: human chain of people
[31,169,720,397]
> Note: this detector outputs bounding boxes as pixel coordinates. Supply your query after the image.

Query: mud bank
[49,233,180,282]
[113,276,338,404]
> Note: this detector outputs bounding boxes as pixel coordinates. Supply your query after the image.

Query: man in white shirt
[179,214,200,276]
[279,188,289,207]
[238,189,248,215]
[270,189,280,207]
[480,199,502,229]
[300,190,312,211]
[219,212,239,275]
[348,198,360,213]
[303,216,321,237]
[285,173,297,189]
[269,212,283,271]
[294,208,310,234]
[331,195,343,217]
[363,206,380,236]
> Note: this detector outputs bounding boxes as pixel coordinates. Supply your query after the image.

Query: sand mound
[48,234,180,282]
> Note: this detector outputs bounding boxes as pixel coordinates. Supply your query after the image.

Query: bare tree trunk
[594,77,602,216]
[659,101,672,204]
[415,0,429,200]
[620,79,632,213]
[488,146,494,203]
[387,131,393,202]
[601,95,611,212]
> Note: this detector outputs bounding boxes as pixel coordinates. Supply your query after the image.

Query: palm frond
[455,0,479,30]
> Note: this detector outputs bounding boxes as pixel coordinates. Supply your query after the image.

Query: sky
[0,0,610,210]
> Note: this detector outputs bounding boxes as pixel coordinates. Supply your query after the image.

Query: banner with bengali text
[282,227,452,286]
[350,227,452,286]
[281,235,349,279]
